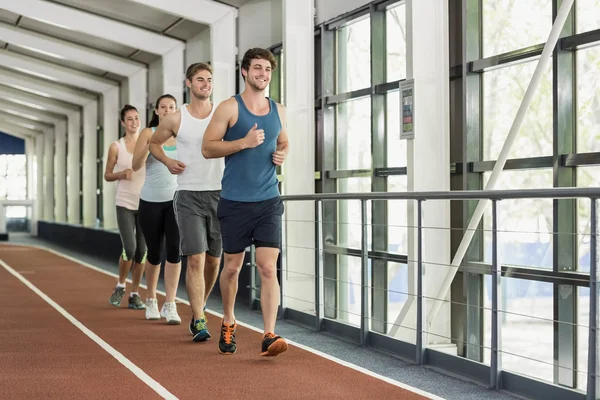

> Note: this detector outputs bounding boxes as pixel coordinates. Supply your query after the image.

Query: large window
[0,154,27,219]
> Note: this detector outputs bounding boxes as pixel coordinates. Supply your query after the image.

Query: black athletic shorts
[217,196,284,254]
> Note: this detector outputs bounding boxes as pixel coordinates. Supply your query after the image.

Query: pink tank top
[114,137,145,210]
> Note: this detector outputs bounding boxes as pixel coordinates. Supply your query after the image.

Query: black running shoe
[219,321,237,355]
[260,333,288,357]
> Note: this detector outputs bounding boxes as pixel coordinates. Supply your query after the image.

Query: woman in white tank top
[131,94,182,324]
[104,105,147,311]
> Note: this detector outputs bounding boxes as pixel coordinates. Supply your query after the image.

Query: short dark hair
[120,104,138,122]
[186,62,213,81]
[241,48,277,77]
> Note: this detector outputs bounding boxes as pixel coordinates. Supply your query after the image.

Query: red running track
[0,244,439,400]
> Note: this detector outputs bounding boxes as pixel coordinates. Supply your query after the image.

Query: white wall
[238,0,282,60]
[315,0,371,24]
[148,58,163,107]
[186,28,211,66]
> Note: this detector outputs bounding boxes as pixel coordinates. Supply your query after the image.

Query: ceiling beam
[0,22,146,78]
[127,0,237,25]
[2,0,183,55]
[0,67,96,106]
[0,84,80,116]
[0,49,117,94]
[0,99,65,126]
[0,122,41,139]
[0,111,53,132]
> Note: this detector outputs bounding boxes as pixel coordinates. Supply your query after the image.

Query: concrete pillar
[398,0,451,345]
[210,10,237,104]
[25,136,35,232]
[102,87,120,230]
[82,101,98,227]
[162,43,185,106]
[43,127,55,221]
[67,111,81,225]
[34,135,44,234]
[281,0,316,313]
[127,69,148,128]
[53,120,67,222]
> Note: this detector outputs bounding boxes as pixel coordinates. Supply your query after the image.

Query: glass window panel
[336,97,372,170]
[0,176,7,199]
[337,178,372,249]
[483,169,553,269]
[336,17,371,93]
[483,61,553,160]
[0,155,7,175]
[337,255,366,327]
[576,46,600,153]
[483,277,554,382]
[386,261,415,343]
[386,90,407,168]
[577,166,600,273]
[482,0,552,58]
[576,0,600,33]
[386,4,407,82]
[6,155,26,175]
[388,175,408,255]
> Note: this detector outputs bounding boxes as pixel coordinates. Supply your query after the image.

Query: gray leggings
[116,206,147,264]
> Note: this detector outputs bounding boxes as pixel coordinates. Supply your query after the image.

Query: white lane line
[0,257,178,400]
[2,243,445,400]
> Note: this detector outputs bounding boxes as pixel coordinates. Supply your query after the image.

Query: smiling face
[121,109,139,134]
[243,58,272,92]
[186,69,212,101]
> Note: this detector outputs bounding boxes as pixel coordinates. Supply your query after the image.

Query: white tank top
[114,137,145,210]
[175,103,224,191]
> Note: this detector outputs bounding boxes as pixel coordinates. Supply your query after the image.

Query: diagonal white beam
[127,0,236,25]
[0,99,66,125]
[0,111,53,131]
[0,49,117,94]
[0,122,41,139]
[3,0,183,55]
[0,84,80,115]
[0,67,96,106]
[0,22,145,77]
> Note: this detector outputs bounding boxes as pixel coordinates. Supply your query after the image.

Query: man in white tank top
[150,62,223,343]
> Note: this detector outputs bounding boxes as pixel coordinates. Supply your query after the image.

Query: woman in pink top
[104,104,147,310]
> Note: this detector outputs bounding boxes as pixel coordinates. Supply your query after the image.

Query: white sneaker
[145,298,160,320]
[160,301,181,325]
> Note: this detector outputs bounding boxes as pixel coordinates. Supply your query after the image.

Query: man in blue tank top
[202,48,289,357]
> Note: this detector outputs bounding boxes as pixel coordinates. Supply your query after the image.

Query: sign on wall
[399,79,414,140]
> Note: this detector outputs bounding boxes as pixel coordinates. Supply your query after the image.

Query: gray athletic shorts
[173,190,222,258]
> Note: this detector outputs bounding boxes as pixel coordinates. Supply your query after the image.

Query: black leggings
[138,199,181,265]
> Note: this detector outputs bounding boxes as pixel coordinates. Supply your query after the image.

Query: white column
[162,43,185,106]
[53,120,67,222]
[34,135,44,234]
[102,87,120,230]
[127,69,148,128]
[67,111,81,225]
[25,136,35,232]
[43,127,55,221]
[281,0,316,313]
[396,0,451,345]
[210,10,237,105]
[82,102,98,227]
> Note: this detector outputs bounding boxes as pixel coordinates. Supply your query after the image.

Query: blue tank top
[221,95,281,202]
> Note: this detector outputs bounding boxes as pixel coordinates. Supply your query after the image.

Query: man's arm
[132,128,152,171]
[104,143,130,182]
[202,99,264,159]
[272,104,289,166]
[149,112,185,174]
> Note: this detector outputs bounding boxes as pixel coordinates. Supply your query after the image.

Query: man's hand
[121,169,133,180]
[165,159,186,175]
[244,123,265,148]
[272,142,288,166]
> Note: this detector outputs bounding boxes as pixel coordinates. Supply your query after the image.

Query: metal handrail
[281,186,600,202]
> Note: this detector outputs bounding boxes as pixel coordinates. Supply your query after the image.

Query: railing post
[490,199,502,389]
[315,200,324,332]
[587,198,598,400]
[416,199,425,364]
[249,245,256,309]
[360,199,369,346]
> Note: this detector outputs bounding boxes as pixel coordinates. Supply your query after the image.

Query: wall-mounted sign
[400,79,414,140]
